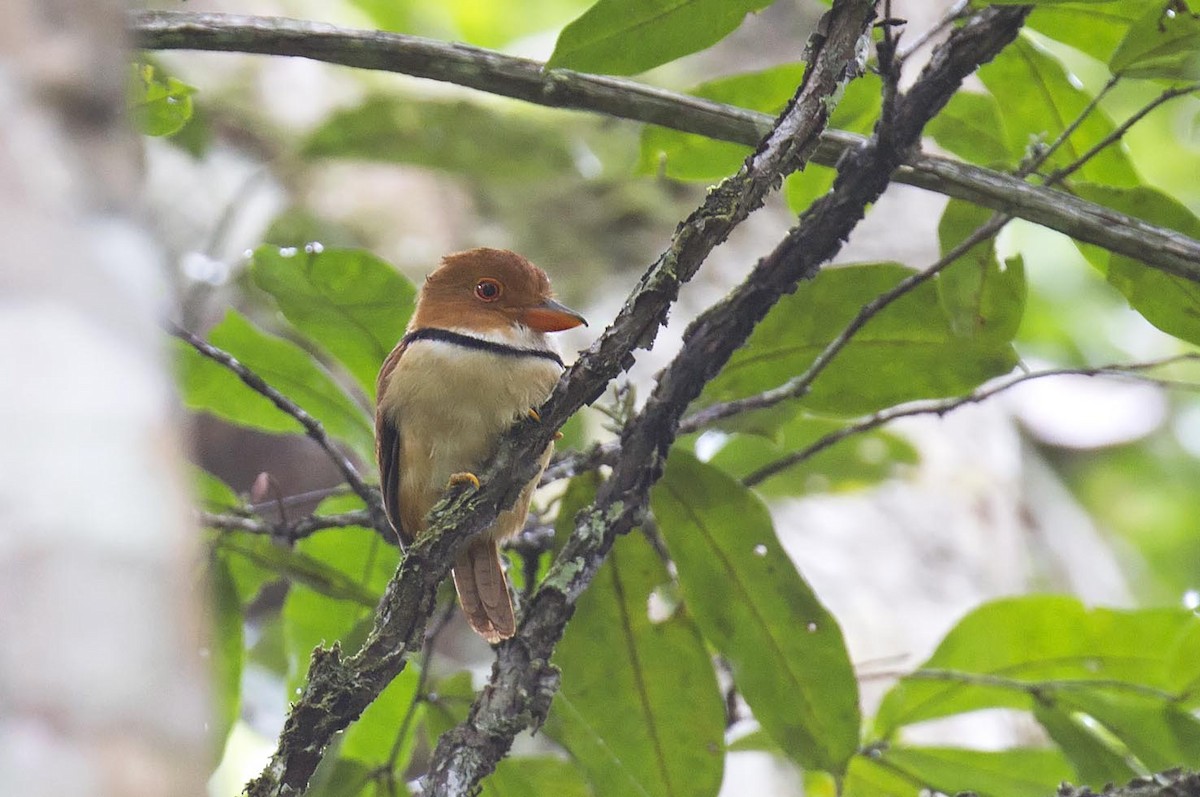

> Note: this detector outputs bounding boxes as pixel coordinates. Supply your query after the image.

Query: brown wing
[375,342,410,546]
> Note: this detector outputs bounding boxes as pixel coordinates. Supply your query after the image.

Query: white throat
[441,324,558,354]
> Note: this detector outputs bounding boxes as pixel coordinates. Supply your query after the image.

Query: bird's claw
[448,471,481,490]
[527,407,562,439]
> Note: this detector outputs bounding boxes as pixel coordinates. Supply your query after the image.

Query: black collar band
[404,327,564,368]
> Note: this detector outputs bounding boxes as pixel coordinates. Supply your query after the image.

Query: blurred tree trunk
[0,2,209,795]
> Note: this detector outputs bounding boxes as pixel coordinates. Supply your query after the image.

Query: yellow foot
[553,431,564,441]
[526,408,541,422]
[448,471,481,490]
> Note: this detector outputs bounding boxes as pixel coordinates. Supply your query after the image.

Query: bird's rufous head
[411,248,587,334]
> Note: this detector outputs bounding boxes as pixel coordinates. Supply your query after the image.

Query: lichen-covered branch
[243,1,878,792]
[167,323,390,536]
[199,509,372,540]
[419,4,1030,796]
[130,10,1200,283]
[1057,770,1200,797]
[746,353,1200,486]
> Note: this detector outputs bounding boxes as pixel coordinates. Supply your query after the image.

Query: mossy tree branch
[244,0,881,793]
[420,4,1030,796]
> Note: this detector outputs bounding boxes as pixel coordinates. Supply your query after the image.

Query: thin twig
[906,668,1182,703]
[896,0,968,64]
[421,6,1033,797]
[419,4,889,795]
[249,484,349,514]
[539,440,617,486]
[744,354,1200,486]
[680,215,1008,432]
[683,75,1191,434]
[199,509,374,540]
[167,322,389,536]
[129,10,1200,283]
[384,604,455,771]
[1044,81,1200,186]
[243,3,882,788]
[1029,74,1121,175]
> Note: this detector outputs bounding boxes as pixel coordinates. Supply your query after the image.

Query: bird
[375,247,586,643]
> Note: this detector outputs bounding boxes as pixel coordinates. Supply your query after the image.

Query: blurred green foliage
[161,0,1200,795]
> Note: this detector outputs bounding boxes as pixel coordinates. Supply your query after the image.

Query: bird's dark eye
[475,279,502,302]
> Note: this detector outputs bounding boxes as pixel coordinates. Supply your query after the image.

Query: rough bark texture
[246,2,880,794]
[130,9,1200,283]
[419,5,1031,796]
[1053,771,1200,797]
[0,1,209,795]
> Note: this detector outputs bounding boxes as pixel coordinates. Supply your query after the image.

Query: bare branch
[420,5,1032,796]
[680,214,1009,431]
[130,10,1200,283]
[242,1,881,792]
[199,509,373,540]
[540,440,618,486]
[685,76,1199,432]
[167,322,390,537]
[1044,81,1200,185]
[745,354,1200,486]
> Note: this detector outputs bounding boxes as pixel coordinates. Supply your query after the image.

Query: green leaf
[1169,622,1200,706]
[423,670,475,747]
[208,556,244,763]
[281,524,398,688]
[1074,183,1200,346]
[875,746,1074,797]
[444,0,595,49]
[873,596,1200,737]
[1110,5,1200,80]
[844,754,926,797]
[548,0,773,75]
[700,262,1018,417]
[129,63,195,137]
[546,532,725,797]
[783,166,837,215]
[638,66,883,188]
[927,91,1014,166]
[1027,1,1147,63]
[727,728,782,754]
[251,246,415,399]
[651,451,860,774]
[783,73,882,213]
[936,200,1026,343]
[977,37,1138,186]
[218,535,380,609]
[303,96,574,179]
[175,310,375,461]
[1033,703,1137,787]
[1058,690,1200,771]
[638,64,806,181]
[1061,440,1200,608]
[306,756,377,797]
[481,757,593,797]
[704,416,918,497]
[639,68,880,195]
[192,466,241,512]
[346,0,413,32]
[554,473,603,558]
[341,665,422,770]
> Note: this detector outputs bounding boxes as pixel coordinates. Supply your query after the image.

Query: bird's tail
[452,537,516,643]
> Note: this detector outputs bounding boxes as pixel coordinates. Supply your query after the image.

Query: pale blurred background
[130,0,1200,793]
